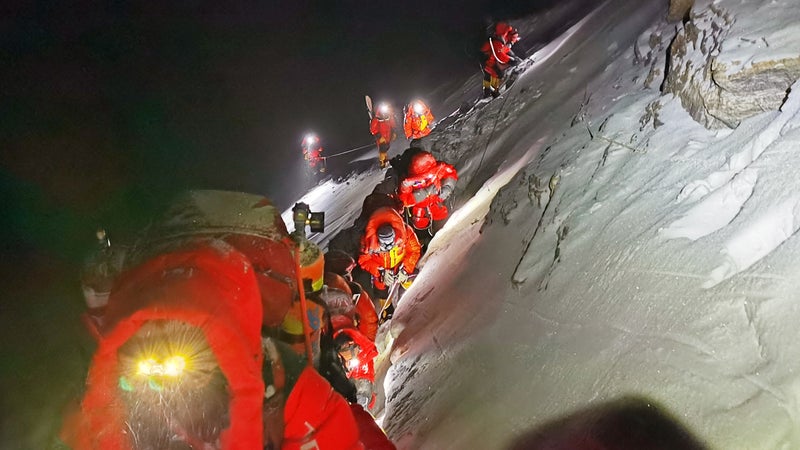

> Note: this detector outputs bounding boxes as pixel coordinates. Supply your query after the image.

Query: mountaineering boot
[379,304,394,324]
[379,152,388,169]
[378,298,394,324]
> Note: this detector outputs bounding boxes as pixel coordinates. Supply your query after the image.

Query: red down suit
[60,243,364,449]
[398,151,458,230]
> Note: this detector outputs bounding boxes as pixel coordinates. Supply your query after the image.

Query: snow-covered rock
[668,0,694,23]
[664,0,800,129]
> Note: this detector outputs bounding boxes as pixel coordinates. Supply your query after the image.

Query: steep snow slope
[289,0,800,448]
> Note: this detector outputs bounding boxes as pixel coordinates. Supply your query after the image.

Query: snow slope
[288,0,800,448]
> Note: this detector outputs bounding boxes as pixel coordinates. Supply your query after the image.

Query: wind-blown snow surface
[289,0,800,448]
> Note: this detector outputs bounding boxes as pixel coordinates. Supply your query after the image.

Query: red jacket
[481,38,514,78]
[61,243,366,450]
[333,327,379,382]
[358,207,422,277]
[282,367,364,450]
[352,285,379,341]
[403,101,435,139]
[324,272,379,342]
[398,152,458,209]
[303,145,323,167]
[370,114,396,145]
[494,22,520,45]
[61,244,266,450]
[349,404,397,450]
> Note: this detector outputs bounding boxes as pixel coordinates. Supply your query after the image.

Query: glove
[397,267,410,284]
[382,269,396,286]
[439,184,454,200]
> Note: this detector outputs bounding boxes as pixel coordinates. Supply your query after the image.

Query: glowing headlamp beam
[137,355,186,377]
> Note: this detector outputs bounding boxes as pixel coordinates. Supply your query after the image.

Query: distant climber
[302,133,326,174]
[481,21,523,98]
[403,99,435,148]
[369,102,398,169]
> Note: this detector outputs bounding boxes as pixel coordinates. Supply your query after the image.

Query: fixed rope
[475,76,515,175]
[321,142,374,160]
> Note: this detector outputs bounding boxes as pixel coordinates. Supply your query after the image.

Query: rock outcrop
[662,0,800,129]
[667,0,694,23]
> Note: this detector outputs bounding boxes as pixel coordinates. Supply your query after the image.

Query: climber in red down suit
[398,150,458,233]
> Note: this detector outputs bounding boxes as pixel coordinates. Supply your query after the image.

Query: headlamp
[136,355,187,377]
[413,102,424,115]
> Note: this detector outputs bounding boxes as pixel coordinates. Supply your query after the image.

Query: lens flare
[136,358,156,376]
[117,320,230,449]
[163,355,186,376]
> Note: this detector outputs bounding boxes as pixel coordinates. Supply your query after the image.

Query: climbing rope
[321,142,375,160]
[475,77,515,175]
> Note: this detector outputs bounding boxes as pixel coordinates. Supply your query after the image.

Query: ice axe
[365,95,373,119]
[379,277,402,324]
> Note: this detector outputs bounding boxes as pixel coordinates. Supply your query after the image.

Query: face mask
[379,239,394,251]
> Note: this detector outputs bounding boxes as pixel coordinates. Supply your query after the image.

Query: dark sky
[1,0,568,259]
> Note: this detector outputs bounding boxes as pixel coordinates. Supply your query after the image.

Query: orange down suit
[403,102,434,140]
[358,207,421,287]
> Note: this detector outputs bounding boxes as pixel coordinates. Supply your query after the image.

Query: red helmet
[495,22,512,38]
[409,151,437,176]
[494,21,519,44]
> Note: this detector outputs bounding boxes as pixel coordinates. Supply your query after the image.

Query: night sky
[1,0,575,444]
[3,1,565,239]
